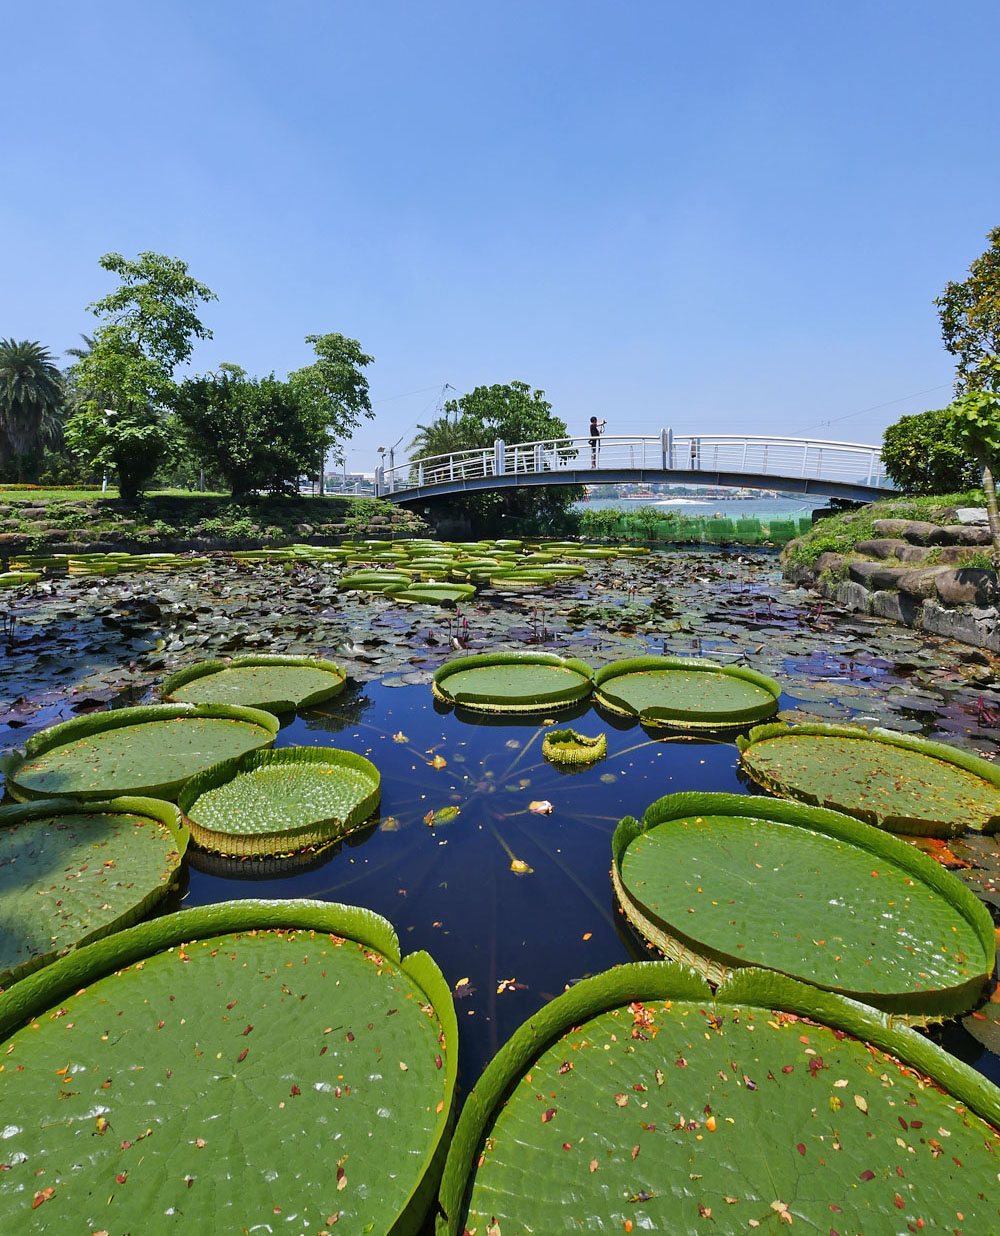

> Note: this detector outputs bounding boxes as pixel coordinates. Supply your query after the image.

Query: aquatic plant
[437,962,1000,1236]
[0,899,457,1236]
[541,728,607,766]
[161,653,346,712]
[612,791,993,1019]
[0,796,188,988]
[5,703,279,802]
[738,722,1000,836]
[433,651,593,713]
[179,746,381,856]
[594,655,781,729]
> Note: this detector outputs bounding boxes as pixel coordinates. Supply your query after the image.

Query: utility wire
[800,382,954,433]
[371,383,443,405]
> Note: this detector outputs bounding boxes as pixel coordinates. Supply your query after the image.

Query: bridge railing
[376,433,886,495]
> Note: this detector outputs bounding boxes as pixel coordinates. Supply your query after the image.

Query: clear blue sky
[4,2,998,470]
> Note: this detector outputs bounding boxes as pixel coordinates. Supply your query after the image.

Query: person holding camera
[589,415,606,467]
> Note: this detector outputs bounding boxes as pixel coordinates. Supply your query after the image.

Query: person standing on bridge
[589,416,605,467]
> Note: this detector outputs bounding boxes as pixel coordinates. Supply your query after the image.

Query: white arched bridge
[374,432,894,504]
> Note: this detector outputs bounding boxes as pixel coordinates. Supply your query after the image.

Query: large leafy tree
[65,252,216,502]
[0,339,64,479]
[948,391,1000,559]
[176,366,321,497]
[287,333,374,492]
[880,407,979,495]
[411,381,582,533]
[935,226,1000,395]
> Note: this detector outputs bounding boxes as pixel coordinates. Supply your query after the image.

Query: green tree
[935,226,1000,395]
[416,381,582,533]
[287,333,374,492]
[176,367,320,497]
[0,339,64,480]
[880,407,979,495]
[65,252,216,502]
[948,390,1000,560]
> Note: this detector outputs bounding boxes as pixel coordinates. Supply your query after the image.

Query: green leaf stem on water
[594,655,782,728]
[612,792,994,1018]
[432,652,593,713]
[179,746,381,857]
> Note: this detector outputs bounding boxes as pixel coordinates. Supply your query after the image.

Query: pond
[2,546,999,1093]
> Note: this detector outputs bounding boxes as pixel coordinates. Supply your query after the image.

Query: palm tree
[407,413,482,484]
[0,339,64,466]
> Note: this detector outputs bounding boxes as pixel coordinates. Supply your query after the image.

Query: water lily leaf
[0,900,456,1236]
[438,965,1000,1236]
[612,792,994,1020]
[433,652,593,714]
[738,722,1000,836]
[161,654,346,712]
[178,746,380,857]
[0,797,188,988]
[594,655,781,729]
[6,704,279,802]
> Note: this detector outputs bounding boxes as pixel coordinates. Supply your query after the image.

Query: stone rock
[921,600,1000,651]
[894,567,950,599]
[848,561,910,590]
[813,551,849,575]
[900,521,942,545]
[852,538,909,559]
[934,568,997,608]
[836,580,872,612]
[938,523,992,546]
[870,590,921,625]
[896,544,931,564]
[938,545,989,566]
[871,519,911,538]
[955,507,989,525]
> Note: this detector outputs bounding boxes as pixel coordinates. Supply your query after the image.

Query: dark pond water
[160,680,1000,1092]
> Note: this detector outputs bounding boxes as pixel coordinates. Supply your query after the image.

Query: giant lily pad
[612,791,994,1018]
[0,900,456,1236]
[161,654,346,712]
[5,704,279,802]
[438,964,1000,1236]
[542,727,607,766]
[0,797,188,990]
[737,722,1000,836]
[594,655,781,728]
[179,746,381,856]
[432,652,593,713]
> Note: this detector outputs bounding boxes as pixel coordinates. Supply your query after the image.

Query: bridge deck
[376,433,894,504]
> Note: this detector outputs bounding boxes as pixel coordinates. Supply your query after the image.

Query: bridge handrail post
[389,448,396,493]
[495,439,505,477]
[375,465,383,498]
[661,428,672,470]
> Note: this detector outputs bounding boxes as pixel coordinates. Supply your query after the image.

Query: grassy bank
[783,490,988,567]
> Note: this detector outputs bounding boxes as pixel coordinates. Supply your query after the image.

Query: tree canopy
[410,381,582,534]
[880,407,979,495]
[0,339,63,479]
[65,252,216,502]
[935,225,1000,395]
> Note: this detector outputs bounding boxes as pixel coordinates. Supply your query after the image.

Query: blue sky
[3,2,998,470]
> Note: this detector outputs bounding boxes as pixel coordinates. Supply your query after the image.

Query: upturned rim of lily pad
[541,728,607,766]
[4,703,280,803]
[432,651,594,713]
[611,790,995,1020]
[736,721,1000,836]
[0,795,189,989]
[0,898,459,1236]
[593,654,782,729]
[435,961,1000,1236]
[178,746,381,857]
[160,654,347,713]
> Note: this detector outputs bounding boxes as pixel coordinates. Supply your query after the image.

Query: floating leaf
[510,858,534,875]
[528,801,553,815]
